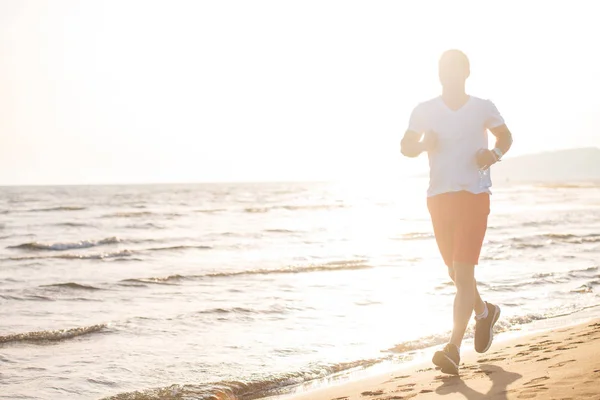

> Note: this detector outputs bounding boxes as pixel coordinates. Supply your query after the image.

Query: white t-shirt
[407,95,505,197]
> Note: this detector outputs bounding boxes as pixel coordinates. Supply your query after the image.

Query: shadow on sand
[435,364,522,399]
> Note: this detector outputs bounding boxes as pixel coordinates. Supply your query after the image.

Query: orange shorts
[427,191,490,267]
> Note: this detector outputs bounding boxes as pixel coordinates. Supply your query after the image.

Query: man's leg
[473,281,486,316]
[447,266,486,316]
[431,261,473,375]
[453,192,500,354]
[449,263,480,348]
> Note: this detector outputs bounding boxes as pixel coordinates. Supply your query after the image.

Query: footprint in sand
[538,340,560,345]
[516,390,547,399]
[556,346,575,351]
[516,385,549,399]
[361,390,384,396]
[527,346,548,352]
[395,383,416,393]
[385,375,412,384]
[477,357,505,362]
[515,353,543,362]
[523,376,549,386]
[548,360,576,369]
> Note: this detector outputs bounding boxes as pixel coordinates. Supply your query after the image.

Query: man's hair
[439,49,470,80]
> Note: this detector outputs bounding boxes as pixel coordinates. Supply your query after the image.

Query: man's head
[438,49,470,88]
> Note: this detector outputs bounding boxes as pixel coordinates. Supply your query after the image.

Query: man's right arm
[401,103,428,158]
[400,130,425,158]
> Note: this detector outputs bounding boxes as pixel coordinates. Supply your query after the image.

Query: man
[400,49,513,375]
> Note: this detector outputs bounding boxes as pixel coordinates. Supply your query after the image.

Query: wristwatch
[491,147,503,162]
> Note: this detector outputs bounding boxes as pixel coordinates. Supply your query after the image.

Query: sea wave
[535,183,598,189]
[195,208,228,213]
[189,304,301,317]
[4,241,214,260]
[207,260,372,278]
[263,229,299,234]
[542,233,600,244]
[103,211,182,219]
[0,294,54,301]
[486,266,598,292]
[0,324,106,345]
[393,232,435,241]
[572,284,594,293]
[519,220,562,228]
[7,249,133,261]
[120,275,185,286]
[568,266,599,278]
[103,211,154,218]
[491,233,600,250]
[40,282,103,291]
[53,222,91,228]
[101,358,379,400]
[125,223,166,230]
[244,204,346,213]
[146,245,213,252]
[387,313,551,354]
[120,260,372,286]
[9,237,120,251]
[30,206,87,212]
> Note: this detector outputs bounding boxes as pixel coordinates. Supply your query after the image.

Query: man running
[400,49,513,375]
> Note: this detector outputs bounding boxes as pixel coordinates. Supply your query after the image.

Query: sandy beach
[284,319,600,400]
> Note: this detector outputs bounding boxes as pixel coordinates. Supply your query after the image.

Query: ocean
[1,180,599,399]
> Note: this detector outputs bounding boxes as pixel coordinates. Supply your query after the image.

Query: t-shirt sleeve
[407,104,426,133]
[485,100,505,129]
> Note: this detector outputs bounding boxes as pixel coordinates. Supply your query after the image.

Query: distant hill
[493,147,600,183]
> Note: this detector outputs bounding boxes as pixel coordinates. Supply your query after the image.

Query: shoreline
[264,316,600,400]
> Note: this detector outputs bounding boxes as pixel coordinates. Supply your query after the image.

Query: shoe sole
[476,305,501,354]
[432,351,459,375]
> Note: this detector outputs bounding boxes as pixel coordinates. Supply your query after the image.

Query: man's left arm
[477,100,513,167]
[489,124,513,158]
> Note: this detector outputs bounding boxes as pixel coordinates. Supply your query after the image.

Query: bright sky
[1,1,599,185]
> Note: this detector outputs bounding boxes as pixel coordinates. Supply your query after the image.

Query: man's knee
[447,266,456,282]
[453,262,475,288]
